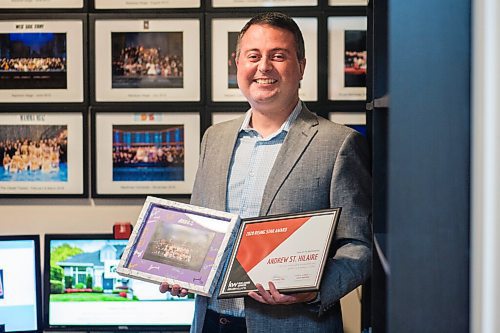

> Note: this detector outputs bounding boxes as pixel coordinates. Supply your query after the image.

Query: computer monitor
[44,234,195,331]
[0,235,43,333]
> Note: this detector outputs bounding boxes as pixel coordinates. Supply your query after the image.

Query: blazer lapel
[260,106,319,215]
[211,116,244,211]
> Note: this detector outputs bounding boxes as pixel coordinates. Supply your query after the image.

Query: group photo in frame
[93,0,200,9]
[210,0,317,7]
[210,16,318,102]
[219,209,340,298]
[117,196,240,297]
[92,111,200,197]
[92,16,201,103]
[0,111,86,197]
[0,0,84,9]
[0,16,85,103]
[328,16,367,101]
[329,111,367,136]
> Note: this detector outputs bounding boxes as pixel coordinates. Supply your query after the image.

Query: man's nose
[258,57,272,73]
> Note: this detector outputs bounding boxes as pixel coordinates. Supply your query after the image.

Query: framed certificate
[0,0,84,9]
[219,208,340,298]
[117,196,240,297]
[93,0,200,9]
[210,0,317,7]
[329,0,368,6]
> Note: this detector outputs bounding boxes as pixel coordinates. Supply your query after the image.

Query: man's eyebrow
[242,48,291,54]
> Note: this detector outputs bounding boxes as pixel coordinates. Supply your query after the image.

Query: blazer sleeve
[315,130,372,316]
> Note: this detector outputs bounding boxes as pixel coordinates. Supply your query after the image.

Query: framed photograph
[94,0,200,9]
[92,111,200,197]
[211,112,244,125]
[93,17,200,103]
[328,16,367,101]
[329,0,368,6]
[329,111,366,136]
[117,196,240,297]
[0,0,84,9]
[0,17,85,103]
[0,112,86,197]
[211,17,318,102]
[211,0,317,7]
[219,209,341,298]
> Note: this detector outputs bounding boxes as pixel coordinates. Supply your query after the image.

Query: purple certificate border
[124,203,229,286]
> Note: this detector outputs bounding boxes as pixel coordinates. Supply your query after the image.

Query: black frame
[0,0,87,12]
[0,107,89,198]
[89,13,204,107]
[43,233,194,332]
[0,234,43,333]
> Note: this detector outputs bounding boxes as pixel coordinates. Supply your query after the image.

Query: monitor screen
[44,234,195,331]
[0,235,42,333]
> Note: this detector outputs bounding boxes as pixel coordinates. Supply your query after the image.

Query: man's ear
[299,58,306,79]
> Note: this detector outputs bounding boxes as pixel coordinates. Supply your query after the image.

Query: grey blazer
[189,105,372,333]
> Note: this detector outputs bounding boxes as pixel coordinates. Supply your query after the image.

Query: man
[160,12,372,333]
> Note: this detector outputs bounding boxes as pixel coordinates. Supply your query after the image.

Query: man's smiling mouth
[254,79,277,84]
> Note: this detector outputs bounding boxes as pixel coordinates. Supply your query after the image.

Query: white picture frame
[211,17,318,102]
[211,0,317,7]
[211,112,245,125]
[328,16,367,101]
[328,0,368,6]
[94,0,200,9]
[0,0,83,8]
[93,111,200,196]
[94,18,200,102]
[0,19,84,103]
[0,112,85,196]
[117,196,240,297]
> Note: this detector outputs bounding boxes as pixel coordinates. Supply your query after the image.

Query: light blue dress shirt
[207,101,302,317]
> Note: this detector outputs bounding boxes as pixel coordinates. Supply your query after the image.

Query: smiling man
[160,12,372,333]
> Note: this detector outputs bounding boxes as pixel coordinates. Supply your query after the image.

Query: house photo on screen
[44,234,195,331]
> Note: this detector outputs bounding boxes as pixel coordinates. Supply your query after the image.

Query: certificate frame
[209,15,318,103]
[209,0,318,8]
[91,109,200,198]
[219,208,341,298]
[92,0,200,9]
[0,109,88,198]
[117,196,240,297]
[329,111,366,136]
[328,16,367,101]
[90,14,201,103]
[0,14,86,104]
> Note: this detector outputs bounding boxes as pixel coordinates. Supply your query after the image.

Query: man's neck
[249,101,299,138]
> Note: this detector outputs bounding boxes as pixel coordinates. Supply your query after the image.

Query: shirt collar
[239,100,303,137]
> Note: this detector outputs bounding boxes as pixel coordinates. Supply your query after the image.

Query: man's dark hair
[236,12,305,61]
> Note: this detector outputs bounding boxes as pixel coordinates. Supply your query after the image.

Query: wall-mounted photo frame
[210,16,318,102]
[0,16,85,103]
[92,16,201,103]
[328,0,368,6]
[0,111,87,198]
[329,111,366,136]
[93,0,200,9]
[328,16,367,101]
[0,0,84,9]
[92,111,200,197]
[211,0,317,7]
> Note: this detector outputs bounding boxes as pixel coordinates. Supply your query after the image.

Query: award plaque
[219,209,340,298]
[117,196,240,297]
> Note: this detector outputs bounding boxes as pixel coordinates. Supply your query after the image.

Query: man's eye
[272,54,285,61]
[247,54,260,61]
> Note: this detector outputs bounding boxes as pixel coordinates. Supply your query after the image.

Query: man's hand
[159,281,189,297]
[248,282,317,305]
